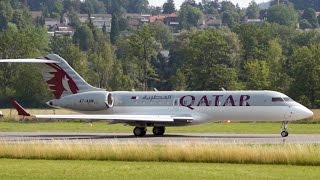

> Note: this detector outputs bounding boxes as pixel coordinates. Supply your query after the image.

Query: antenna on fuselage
[154,88,158,92]
[221,87,226,91]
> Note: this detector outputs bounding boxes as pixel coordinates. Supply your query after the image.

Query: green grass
[1,142,320,165]
[0,159,319,180]
[0,121,320,134]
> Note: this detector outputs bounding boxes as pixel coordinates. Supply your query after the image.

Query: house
[163,13,179,27]
[78,14,112,32]
[48,23,74,37]
[202,15,222,28]
[126,14,151,27]
[244,18,263,25]
[45,18,60,28]
[30,11,43,19]
[205,18,222,28]
[149,15,166,23]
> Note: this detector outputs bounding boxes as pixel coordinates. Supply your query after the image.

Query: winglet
[10,99,31,116]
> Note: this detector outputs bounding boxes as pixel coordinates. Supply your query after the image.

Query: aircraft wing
[11,100,193,122]
[0,59,59,63]
[33,114,176,122]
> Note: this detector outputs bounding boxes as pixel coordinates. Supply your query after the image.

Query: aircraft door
[173,98,179,109]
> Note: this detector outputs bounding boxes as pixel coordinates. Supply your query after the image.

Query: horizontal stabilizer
[0,59,59,63]
[10,99,31,116]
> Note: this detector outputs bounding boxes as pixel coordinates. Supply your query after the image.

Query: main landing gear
[133,127,146,137]
[133,126,166,137]
[152,127,165,136]
[281,121,289,137]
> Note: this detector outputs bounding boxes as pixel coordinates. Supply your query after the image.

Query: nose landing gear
[281,121,289,137]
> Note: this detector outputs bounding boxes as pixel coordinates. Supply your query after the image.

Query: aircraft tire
[133,127,146,137]
[281,131,289,137]
[153,127,165,136]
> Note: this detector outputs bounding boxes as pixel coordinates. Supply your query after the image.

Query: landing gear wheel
[281,131,289,137]
[280,121,289,137]
[153,127,165,136]
[133,127,146,137]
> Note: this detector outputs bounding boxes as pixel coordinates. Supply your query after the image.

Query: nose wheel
[281,121,289,137]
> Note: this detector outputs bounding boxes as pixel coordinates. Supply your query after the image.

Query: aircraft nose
[296,106,314,119]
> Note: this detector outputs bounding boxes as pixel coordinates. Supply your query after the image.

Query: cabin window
[283,97,293,102]
[272,97,284,102]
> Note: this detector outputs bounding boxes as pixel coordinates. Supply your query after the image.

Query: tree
[88,31,115,89]
[68,10,81,28]
[290,44,320,108]
[270,0,291,6]
[289,0,320,11]
[43,0,64,18]
[127,0,149,13]
[117,25,161,90]
[222,10,239,28]
[108,61,134,91]
[235,24,258,63]
[267,4,298,27]
[50,36,89,80]
[244,60,270,89]
[163,0,176,14]
[110,13,119,44]
[300,19,313,29]
[219,1,240,28]
[181,0,198,7]
[11,9,32,29]
[0,0,13,30]
[73,24,94,51]
[178,4,203,29]
[170,69,187,90]
[80,0,106,14]
[149,6,162,15]
[148,22,173,49]
[181,30,241,90]
[266,39,290,92]
[301,8,318,28]
[246,1,260,19]
[201,0,220,14]
[0,26,49,107]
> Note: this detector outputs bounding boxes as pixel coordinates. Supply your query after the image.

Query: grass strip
[1,159,320,180]
[0,141,319,166]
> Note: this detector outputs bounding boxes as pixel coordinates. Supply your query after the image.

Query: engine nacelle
[47,91,114,111]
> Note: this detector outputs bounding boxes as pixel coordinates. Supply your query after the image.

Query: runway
[0,132,319,144]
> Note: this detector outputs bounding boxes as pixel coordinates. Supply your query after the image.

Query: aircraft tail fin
[40,54,103,99]
[10,99,31,117]
[0,54,104,99]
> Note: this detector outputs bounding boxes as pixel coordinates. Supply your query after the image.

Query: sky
[149,0,268,9]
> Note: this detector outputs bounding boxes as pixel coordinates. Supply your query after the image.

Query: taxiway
[0,132,319,144]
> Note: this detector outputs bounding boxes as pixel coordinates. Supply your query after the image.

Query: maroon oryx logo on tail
[46,63,79,99]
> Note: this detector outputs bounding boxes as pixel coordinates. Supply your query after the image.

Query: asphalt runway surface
[0,132,319,144]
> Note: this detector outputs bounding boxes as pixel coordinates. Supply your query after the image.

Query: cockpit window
[283,97,293,102]
[272,97,284,102]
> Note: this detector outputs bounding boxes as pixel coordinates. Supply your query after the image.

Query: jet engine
[47,91,114,111]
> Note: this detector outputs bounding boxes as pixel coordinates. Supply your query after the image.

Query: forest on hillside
[0,0,320,108]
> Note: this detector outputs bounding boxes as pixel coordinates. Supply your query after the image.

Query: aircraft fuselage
[67,90,313,125]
